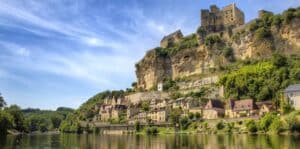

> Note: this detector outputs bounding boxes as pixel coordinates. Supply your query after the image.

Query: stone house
[160,30,183,48]
[150,98,168,110]
[189,107,203,116]
[283,84,300,110]
[127,104,140,119]
[225,99,258,118]
[99,97,128,121]
[203,99,224,119]
[147,108,168,123]
[128,112,148,124]
[99,104,112,121]
[256,101,276,116]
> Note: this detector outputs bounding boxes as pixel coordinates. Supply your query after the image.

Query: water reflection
[0,133,300,149]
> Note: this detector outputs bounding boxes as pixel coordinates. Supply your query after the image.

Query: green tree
[170,108,182,127]
[141,101,150,112]
[0,93,6,109]
[259,113,277,131]
[180,116,190,130]
[0,111,14,135]
[134,121,141,132]
[4,105,26,132]
[272,53,287,68]
[245,119,257,133]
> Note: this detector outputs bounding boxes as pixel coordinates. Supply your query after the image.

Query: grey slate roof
[284,84,300,92]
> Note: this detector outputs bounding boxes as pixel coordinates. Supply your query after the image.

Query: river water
[1,133,300,149]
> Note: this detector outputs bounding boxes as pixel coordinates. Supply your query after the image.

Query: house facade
[203,99,224,119]
[284,84,300,110]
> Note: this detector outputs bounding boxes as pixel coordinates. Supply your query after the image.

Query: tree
[188,113,194,120]
[134,121,141,132]
[4,105,26,132]
[180,116,190,130]
[195,112,201,120]
[0,111,13,135]
[141,101,150,112]
[0,93,6,109]
[245,119,257,133]
[169,108,182,127]
[272,53,287,68]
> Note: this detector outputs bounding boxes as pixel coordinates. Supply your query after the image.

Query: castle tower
[200,3,244,32]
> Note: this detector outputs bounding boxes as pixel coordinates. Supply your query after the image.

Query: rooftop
[284,84,300,92]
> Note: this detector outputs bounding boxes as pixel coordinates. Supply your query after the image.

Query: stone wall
[125,91,169,104]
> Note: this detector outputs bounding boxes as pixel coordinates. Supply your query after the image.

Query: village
[92,83,300,125]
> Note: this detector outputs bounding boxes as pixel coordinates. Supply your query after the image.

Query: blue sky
[0,0,299,110]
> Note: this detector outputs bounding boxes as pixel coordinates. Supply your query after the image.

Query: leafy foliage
[155,34,199,56]
[204,35,221,46]
[0,93,6,109]
[219,54,300,101]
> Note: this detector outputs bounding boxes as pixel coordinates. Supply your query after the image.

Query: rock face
[136,17,300,91]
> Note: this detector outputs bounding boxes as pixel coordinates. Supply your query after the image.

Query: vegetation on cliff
[219,54,300,101]
[155,34,199,57]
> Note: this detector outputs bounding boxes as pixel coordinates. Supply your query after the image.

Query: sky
[0,0,299,110]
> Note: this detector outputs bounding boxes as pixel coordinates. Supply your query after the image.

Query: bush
[146,127,159,135]
[222,46,235,62]
[195,112,201,120]
[216,121,225,130]
[271,53,287,68]
[285,112,300,132]
[283,8,296,24]
[245,119,257,133]
[259,113,277,131]
[180,116,190,130]
[204,35,221,46]
[255,27,272,40]
[269,118,283,133]
[134,121,141,132]
[188,113,195,120]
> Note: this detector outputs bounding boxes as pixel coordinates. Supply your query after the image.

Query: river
[1,133,300,149]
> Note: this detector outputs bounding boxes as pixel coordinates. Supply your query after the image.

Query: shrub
[134,121,141,132]
[245,119,257,133]
[283,8,296,24]
[216,121,225,130]
[285,112,300,132]
[255,27,271,40]
[222,46,235,62]
[146,127,159,135]
[271,53,287,68]
[195,112,201,120]
[188,113,195,120]
[272,15,282,27]
[204,35,221,46]
[259,113,277,131]
[269,118,283,133]
[180,116,190,130]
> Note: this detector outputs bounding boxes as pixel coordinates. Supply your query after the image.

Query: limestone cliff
[136,9,300,90]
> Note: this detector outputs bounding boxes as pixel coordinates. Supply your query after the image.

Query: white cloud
[84,37,104,47]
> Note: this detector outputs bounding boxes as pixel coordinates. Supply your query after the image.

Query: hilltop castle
[201,3,244,32]
[159,3,244,49]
